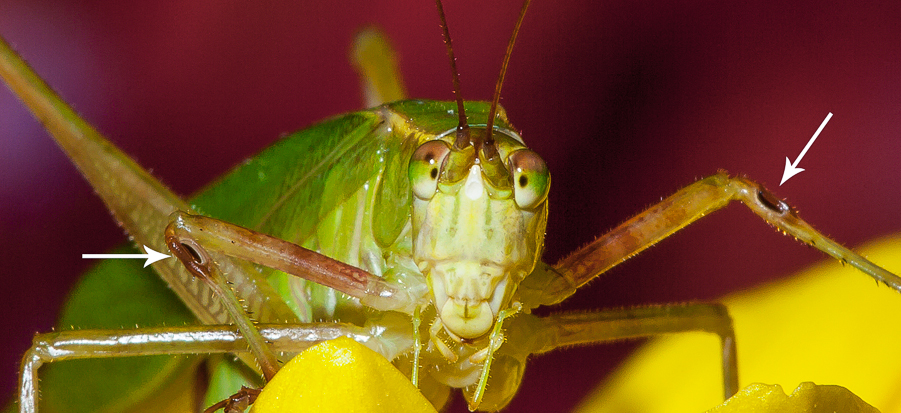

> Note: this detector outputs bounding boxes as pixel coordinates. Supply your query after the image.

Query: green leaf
[41,245,196,413]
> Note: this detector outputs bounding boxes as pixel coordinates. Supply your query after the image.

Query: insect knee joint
[165,223,214,280]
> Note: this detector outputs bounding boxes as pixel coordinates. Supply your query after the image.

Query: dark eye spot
[430,168,438,179]
[519,175,528,187]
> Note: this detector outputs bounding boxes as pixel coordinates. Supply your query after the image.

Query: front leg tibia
[166,212,422,313]
[536,173,901,306]
[164,211,429,385]
[165,220,280,381]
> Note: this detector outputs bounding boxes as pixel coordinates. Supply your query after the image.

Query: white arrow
[82,245,171,268]
[780,112,833,186]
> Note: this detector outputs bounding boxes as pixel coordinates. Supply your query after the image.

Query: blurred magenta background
[1,0,900,411]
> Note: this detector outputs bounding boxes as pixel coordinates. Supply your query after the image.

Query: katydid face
[409,129,549,340]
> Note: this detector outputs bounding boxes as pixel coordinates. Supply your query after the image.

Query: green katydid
[3,0,901,412]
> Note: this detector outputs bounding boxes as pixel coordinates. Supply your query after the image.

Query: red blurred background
[1,0,899,411]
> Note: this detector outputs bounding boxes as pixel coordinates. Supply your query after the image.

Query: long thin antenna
[435,0,470,149]
[483,0,531,156]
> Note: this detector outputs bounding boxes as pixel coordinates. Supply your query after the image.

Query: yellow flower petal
[707,383,878,413]
[250,336,437,413]
[576,236,901,412]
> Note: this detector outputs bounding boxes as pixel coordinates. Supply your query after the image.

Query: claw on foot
[204,386,261,413]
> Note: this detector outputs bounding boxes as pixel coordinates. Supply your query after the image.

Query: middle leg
[501,303,737,402]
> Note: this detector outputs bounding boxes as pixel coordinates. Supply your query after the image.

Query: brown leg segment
[162,211,429,410]
[203,386,261,413]
[531,172,901,307]
[166,212,424,314]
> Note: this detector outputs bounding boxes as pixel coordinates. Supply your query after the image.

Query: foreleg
[522,173,901,307]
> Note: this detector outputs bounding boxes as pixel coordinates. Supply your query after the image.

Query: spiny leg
[1,32,303,413]
[541,305,736,399]
[0,36,296,330]
[165,212,429,409]
[458,304,735,411]
[526,172,901,307]
[166,225,280,381]
[166,212,424,314]
[18,324,378,413]
[492,304,737,406]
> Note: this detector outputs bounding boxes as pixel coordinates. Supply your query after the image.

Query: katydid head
[408,129,549,340]
[416,0,539,341]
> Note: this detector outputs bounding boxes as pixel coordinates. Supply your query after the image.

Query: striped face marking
[408,132,550,341]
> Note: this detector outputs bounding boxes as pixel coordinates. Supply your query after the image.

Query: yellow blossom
[576,236,901,412]
[250,336,436,413]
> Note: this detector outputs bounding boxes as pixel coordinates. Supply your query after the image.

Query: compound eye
[409,140,451,200]
[508,149,550,209]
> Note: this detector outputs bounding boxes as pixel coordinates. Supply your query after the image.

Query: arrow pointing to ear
[82,245,171,268]
[780,112,833,186]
